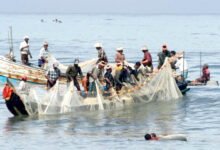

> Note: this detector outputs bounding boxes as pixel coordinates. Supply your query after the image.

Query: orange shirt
[81,77,88,92]
[2,84,13,100]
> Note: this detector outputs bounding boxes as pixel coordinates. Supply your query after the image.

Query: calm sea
[0,13,220,149]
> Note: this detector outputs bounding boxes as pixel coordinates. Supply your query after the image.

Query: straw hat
[53,62,59,67]
[116,47,123,51]
[43,41,48,46]
[23,35,29,40]
[94,43,102,48]
[141,46,148,51]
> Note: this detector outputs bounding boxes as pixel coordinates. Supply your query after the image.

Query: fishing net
[17,58,182,115]
[45,53,97,73]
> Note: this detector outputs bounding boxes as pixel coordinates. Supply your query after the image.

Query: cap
[21,76,27,81]
[53,62,59,67]
[94,43,102,48]
[141,46,148,51]
[116,47,123,51]
[43,41,48,46]
[23,36,29,40]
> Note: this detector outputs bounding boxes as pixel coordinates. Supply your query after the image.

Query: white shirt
[18,81,29,93]
[175,58,188,72]
[19,41,29,54]
[39,47,49,59]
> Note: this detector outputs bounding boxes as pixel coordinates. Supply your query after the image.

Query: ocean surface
[0,13,220,149]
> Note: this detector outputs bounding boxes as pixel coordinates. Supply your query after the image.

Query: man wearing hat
[89,61,105,95]
[18,76,29,94]
[19,36,32,65]
[46,62,61,89]
[66,59,83,91]
[104,65,115,91]
[115,47,125,63]
[38,41,49,67]
[94,43,108,64]
[157,44,171,69]
[141,46,153,73]
[175,52,188,79]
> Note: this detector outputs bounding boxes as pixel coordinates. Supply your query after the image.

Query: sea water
[0,13,220,149]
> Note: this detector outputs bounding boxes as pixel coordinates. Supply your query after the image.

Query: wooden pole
[200,52,202,77]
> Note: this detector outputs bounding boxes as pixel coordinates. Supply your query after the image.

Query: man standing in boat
[46,62,61,89]
[157,44,171,69]
[115,47,125,63]
[38,41,49,68]
[19,36,32,65]
[94,43,108,64]
[66,59,83,91]
[141,46,153,73]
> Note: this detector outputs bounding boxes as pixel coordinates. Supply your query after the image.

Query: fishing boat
[0,55,97,85]
[2,58,185,116]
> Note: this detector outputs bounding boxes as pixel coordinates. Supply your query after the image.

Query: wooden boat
[0,55,96,85]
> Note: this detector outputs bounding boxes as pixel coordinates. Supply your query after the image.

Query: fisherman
[45,62,61,89]
[81,72,91,95]
[114,62,124,92]
[66,59,83,91]
[18,76,29,94]
[115,47,125,63]
[19,36,32,65]
[170,50,177,70]
[193,64,210,84]
[175,52,188,79]
[131,61,146,82]
[144,133,187,141]
[38,41,49,68]
[2,82,28,116]
[89,61,105,95]
[94,43,108,64]
[157,44,171,69]
[104,65,115,91]
[141,46,153,73]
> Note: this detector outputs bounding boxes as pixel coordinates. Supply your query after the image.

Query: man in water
[144,133,187,141]
[157,44,171,69]
[66,59,83,91]
[19,36,32,65]
[115,47,125,64]
[141,46,153,73]
[191,64,210,84]
[38,41,49,68]
[46,62,61,89]
[94,43,108,64]
[175,52,188,79]
[18,76,29,94]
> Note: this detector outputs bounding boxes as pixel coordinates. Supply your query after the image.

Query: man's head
[170,51,176,57]
[24,36,29,43]
[203,64,209,69]
[74,59,79,66]
[162,44,168,52]
[53,62,59,69]
[144,134,152,140]
[142,46,148,53]
[135,61,141,69]
[98,61,105,69]
[94,43,102,50]
[21,76,27,81]
[43,42,49,49]
[116,47,123,53]
[106,65,112,72]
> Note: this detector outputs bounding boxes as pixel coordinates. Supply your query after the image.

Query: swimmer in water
[144,133,187,141]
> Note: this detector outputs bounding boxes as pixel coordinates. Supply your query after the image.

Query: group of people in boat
[18,36,211,93]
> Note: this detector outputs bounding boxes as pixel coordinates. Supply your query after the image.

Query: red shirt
[143,51,152,66]
[2,84,13,100]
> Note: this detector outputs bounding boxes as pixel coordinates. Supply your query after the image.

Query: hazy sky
[0,0,219,14]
